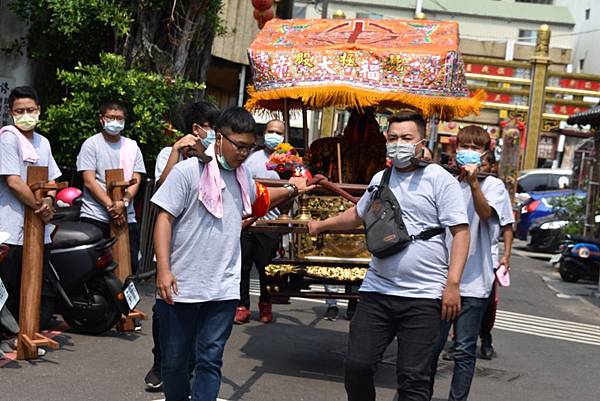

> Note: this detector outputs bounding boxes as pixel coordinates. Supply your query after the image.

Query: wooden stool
[105,169,147,332]
[17,166,66,359]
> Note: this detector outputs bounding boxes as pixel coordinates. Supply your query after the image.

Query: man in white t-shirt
[430,126,514,401]
[145,101,219,391]
[76,101,146,273]
[309,111,470,401]
[152,107,314,401]
[154,102,219,187]
[0,86,61,326]
[235,119,284,325]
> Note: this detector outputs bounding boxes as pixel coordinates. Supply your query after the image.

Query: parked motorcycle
[551,235,600,283]
[45,188,138,335]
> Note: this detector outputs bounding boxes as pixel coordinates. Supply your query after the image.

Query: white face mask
[103,119,125,135]
[386,140,423,168]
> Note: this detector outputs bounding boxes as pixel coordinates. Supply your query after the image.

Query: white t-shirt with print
[356,164,469,299]
[0,130,61,245]
[453,176,515,298]
[76,133,146,223]
[151,158,257,303]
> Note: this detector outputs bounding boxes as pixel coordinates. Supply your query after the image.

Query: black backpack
[363,168,444,258]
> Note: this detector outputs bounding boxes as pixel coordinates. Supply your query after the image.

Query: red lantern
[254,8,274,22]
[252,0,273,11]
[255,8,274,29]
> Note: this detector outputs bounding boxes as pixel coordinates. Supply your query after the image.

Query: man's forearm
[502,226,513,258]
[470,182,492,221]
[157,149,182,187]
[320,207,363,232]
[154,211,173,273]
[447,226,470,285]
[267,186,293,206]
[6,176,38,209]
[84,178,113,207]
[126,173,142,200]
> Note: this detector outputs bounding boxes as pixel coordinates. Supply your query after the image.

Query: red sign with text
[465,64,515,77]
[552,104,589,116]
[486,93,513,104]
[559,79,600,91]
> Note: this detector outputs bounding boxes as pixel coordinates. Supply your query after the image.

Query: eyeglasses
[221,133,255,155]
[12,107,39,115]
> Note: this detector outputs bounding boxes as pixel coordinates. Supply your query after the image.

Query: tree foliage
[6,0,225,169]
[39,53,204,169]
[550,194,600,235]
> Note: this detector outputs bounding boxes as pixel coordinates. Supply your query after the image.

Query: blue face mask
[264,133,283,150]
[103,119,125,135]
[217,153,234,171]
[456,149,482,166]
[200,129,216,148]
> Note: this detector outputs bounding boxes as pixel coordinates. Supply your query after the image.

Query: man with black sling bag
[308,111,470,401]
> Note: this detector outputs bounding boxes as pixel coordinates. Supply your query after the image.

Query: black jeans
[0,244,55,325]
[239,231,279,308]
[345,292,441,401]
[80,217,140,275]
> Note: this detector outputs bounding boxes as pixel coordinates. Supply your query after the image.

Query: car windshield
[518,173,571,193]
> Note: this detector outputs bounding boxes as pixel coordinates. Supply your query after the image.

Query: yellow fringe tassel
[245,85,486,120]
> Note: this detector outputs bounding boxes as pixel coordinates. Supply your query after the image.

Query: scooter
[552,235,600,283]
[48,213,133,334]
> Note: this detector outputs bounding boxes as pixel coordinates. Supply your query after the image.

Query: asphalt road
[1,252,599,401]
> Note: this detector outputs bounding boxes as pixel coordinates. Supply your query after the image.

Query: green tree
[5,0,224,169]
[40,53,204,170]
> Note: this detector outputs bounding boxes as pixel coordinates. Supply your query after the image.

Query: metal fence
[136,178,158,279]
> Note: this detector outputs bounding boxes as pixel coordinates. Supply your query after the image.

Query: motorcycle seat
[51,206,81,223]
[569,235,600,248]
[52,221,105,249]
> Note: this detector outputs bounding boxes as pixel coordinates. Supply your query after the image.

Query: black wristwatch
[283,183,298,198]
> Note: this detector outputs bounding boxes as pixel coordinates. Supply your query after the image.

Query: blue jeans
[156,299,237,401]
[431,296,487,401]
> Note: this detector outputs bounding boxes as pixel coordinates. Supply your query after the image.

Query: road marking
[152,399,229,401]
[250,280,600,346]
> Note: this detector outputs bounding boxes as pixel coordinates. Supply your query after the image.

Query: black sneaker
[345,299,358,320]
[324,306,339,321]
[479,337,495,360]
[144,367,162,391]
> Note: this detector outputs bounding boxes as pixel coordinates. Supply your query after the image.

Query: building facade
[557,0,600,74]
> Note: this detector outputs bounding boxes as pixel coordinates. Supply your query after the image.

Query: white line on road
[249,280,600,346]
[152,399,229,401]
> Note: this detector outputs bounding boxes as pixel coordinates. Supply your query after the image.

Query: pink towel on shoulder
[0,125,39,163]
[198,144,252,218]
[119,137,137,181]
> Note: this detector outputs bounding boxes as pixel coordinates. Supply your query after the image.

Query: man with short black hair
[155,101,220,186]
[144,101,220,391]
[430,125,514,401]
[309,110,470,401]
[76,100,146,274]
[0,86,60,326]
[152,107,313,401]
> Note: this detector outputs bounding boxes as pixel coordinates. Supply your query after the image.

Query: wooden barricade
[17,166,66,359]
[105,169,147,332]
